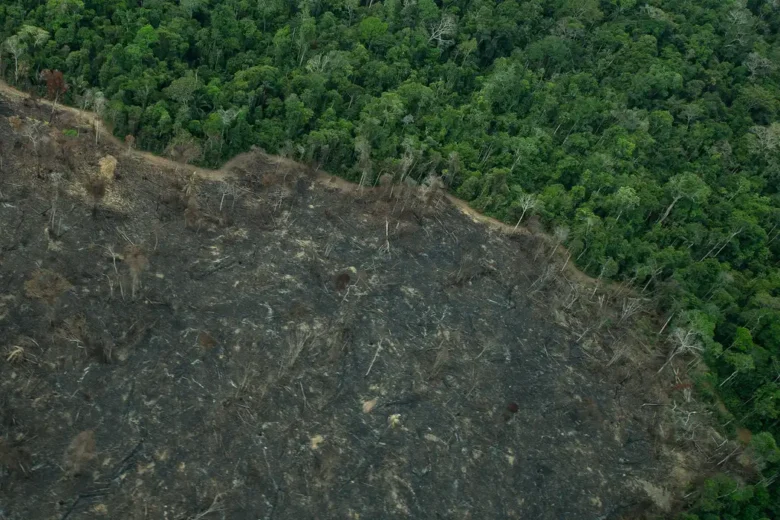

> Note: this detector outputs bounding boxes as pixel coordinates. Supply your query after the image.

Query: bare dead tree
[750,123,780,156]
[92,91,106,144]
[620,298,646,323]
[354,135,372,191]
[658,328,704,373]
[444,151,460,187]
[420,174,445,206]
[513,193,539,230]
[549,226,569,258]
[397,139,416,187]
[745,52,775,81]
[49,172,64,235]
[217,107,238,153]
[124,244,148,299]
[86,176,107,218]
[725,7,755,48]
[19,117,47,156]
[428,15,457,47]
[219,181,243,211]
[13,117,49,173]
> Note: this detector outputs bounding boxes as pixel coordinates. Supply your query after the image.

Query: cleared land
[0,92,740,520]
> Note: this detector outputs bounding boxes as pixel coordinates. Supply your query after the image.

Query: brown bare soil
[0,89,737,520]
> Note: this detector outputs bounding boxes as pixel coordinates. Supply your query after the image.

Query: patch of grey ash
[0,111,677,520]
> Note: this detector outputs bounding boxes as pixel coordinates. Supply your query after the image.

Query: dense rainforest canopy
[2,0,780,516]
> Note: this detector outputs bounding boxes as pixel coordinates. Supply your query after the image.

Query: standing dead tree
[658,328,704,373]
[86,177,107,217]
[217,107,238,154]
[3,35,25,84]
[85,155,117,217]
[428,15,457,47]
[9,116,49,174]
[620,298,646,323]
[49,172,64,236]
[354,135,372,191]
[124,244,148,299]
[7,115,24,154]
[513,193,539,230]
[21,118,47,157]
[219,181,243,212]
[420,174,445,206]
[92,91,106,144]
[549,226,569,258]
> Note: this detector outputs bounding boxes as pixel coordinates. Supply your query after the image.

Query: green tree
[165,73,199,109]
[358,16,388,50]
[657,173,711,225]
[610,186,640,223]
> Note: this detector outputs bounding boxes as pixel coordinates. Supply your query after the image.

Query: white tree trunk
[657,195,681,225]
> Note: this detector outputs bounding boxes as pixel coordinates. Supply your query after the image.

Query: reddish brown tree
[40,69,68,121]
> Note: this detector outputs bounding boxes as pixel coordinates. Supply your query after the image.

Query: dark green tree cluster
[2,0,780,514]
[679,460,779,520]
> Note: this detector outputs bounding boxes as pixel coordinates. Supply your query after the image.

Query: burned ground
[0,95,730,519]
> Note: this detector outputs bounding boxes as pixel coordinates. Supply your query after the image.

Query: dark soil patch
[0,96,694,520]
[0,98,11,117]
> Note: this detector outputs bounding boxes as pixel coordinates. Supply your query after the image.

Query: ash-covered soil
[1,96,692,519]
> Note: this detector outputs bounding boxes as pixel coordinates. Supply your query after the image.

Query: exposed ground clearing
[0,91,740,520]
